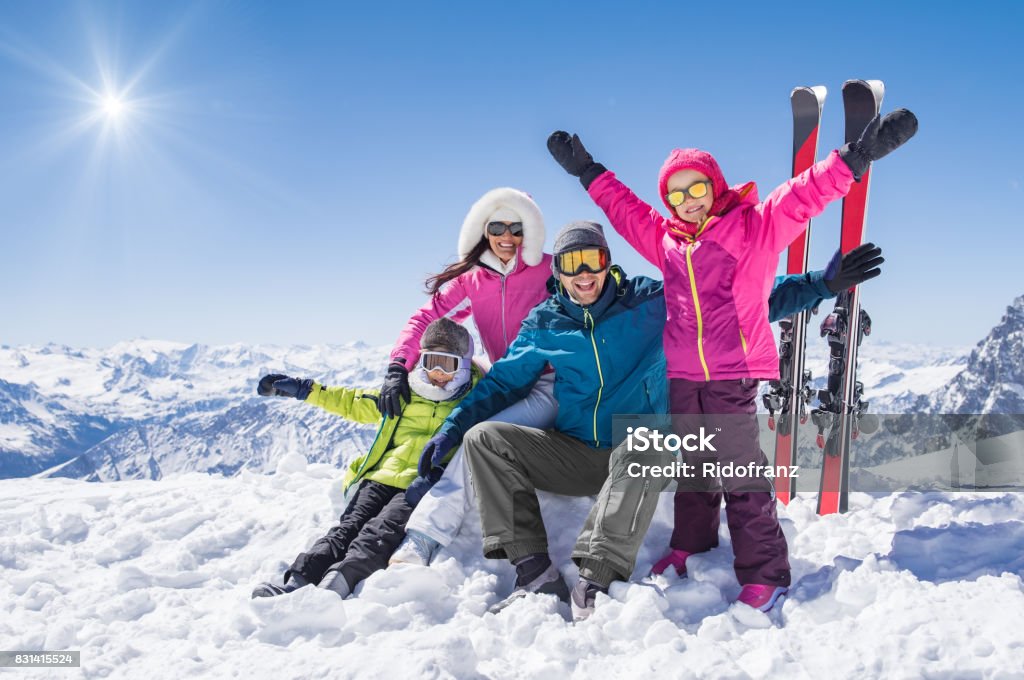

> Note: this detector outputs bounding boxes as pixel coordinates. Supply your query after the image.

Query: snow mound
[2,475,1023,679]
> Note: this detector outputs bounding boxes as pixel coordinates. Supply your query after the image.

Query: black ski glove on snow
[824,242,885,294]
[257,373,314,400]
[547,131,608,189]
[379,363,411,418]
[839,108,918,180]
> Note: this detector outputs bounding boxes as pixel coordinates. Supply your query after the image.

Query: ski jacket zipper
[500,274,508,348]
[584,307,605,447]
[685,242,711,381]
[682,217,715,381]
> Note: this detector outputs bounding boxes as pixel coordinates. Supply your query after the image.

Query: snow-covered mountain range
[0,341,386,481]
[1,295,1021,482]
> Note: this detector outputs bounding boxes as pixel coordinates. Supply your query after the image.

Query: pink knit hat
[657,148,741,223]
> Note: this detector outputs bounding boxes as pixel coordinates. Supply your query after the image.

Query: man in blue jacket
[418,221,881,621]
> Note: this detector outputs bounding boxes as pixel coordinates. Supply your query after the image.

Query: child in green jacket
[251,318,478,599]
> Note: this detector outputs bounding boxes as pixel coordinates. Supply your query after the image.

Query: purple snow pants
[670,378,791,588]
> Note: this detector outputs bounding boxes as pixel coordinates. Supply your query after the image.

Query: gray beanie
[421,317,471,356]
[551,221,611,274]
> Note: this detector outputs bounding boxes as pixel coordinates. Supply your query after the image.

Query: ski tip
[790,85,827,101]
[842,79,886,99]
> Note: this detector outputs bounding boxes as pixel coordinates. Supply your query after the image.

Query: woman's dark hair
[424,237,490,296]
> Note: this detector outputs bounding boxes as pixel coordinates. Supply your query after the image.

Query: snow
[2,473,1023,679]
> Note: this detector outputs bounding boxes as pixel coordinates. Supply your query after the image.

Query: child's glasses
[419,351,462,375]
[666,180,712,207]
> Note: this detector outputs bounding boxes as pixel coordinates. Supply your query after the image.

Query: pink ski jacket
[390,253,554,367]
[587,149,855,381]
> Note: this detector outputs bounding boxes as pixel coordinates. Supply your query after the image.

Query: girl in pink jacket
[547,108,916,611]
[382,187,559,566]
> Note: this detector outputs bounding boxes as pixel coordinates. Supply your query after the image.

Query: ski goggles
[486,221,524,237]
[555,248,609,276]
[666,180,712,207]
[419,351,463,375]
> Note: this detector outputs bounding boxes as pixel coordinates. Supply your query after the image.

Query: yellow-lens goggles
[666,180,711,207]
[555,248,609,276]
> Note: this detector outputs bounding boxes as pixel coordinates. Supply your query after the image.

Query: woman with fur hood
[382,188,559,566]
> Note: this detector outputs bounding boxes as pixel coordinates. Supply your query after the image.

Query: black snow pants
[285,479,412,593]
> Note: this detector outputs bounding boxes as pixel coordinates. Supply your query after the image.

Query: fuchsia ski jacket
[389,253,553,367]
[587,149,855,381]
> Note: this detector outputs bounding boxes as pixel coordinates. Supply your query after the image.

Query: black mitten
[257,374,314,400]
[547,131,607,189]
[840,108,918,180]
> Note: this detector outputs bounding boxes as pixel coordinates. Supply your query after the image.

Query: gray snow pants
[464,422,670,587]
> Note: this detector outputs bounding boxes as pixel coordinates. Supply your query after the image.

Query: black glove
[379,363,410,418]
[256,373,314,400]
[547,131,607,189]
[824,242,885,294]
[840,108,918,180]
[404,468,444,508]
[418,431,458,478]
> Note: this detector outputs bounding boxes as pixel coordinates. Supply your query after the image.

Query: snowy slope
[2,471,1022,679]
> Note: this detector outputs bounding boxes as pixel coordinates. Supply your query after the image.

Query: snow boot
[251,573,310,599]
[570,577,608,622]
[389,530,441,567]
[488,553,569,614]
[737,584,788,612]
[650,549,691,577]
[317,570,352,599]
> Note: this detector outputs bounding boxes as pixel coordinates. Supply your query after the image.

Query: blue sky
[1,0,1021,349]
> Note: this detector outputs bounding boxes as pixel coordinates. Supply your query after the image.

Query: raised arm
[753,150,856,254]
[756,108,917,254]
[548,131,667,269]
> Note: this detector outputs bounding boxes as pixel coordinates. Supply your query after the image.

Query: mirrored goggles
[419,351,463,375]
[486,221,524,237]
[555,248,609,276]
[666,180,712,207]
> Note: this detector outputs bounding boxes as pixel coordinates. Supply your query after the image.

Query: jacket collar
[478,249,520,276]
[551,266,625,326]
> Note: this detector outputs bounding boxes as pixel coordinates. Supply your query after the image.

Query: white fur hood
[457,188,545,267]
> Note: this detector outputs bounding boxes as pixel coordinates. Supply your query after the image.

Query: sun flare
[101,95,126,119]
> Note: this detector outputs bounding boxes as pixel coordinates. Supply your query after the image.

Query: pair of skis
[765,80,884,515]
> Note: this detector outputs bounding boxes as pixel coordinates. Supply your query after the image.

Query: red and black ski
[812,79,885,516]
[764,85,826,505]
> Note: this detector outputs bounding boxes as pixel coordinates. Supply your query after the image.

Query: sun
[101,94,126,120]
